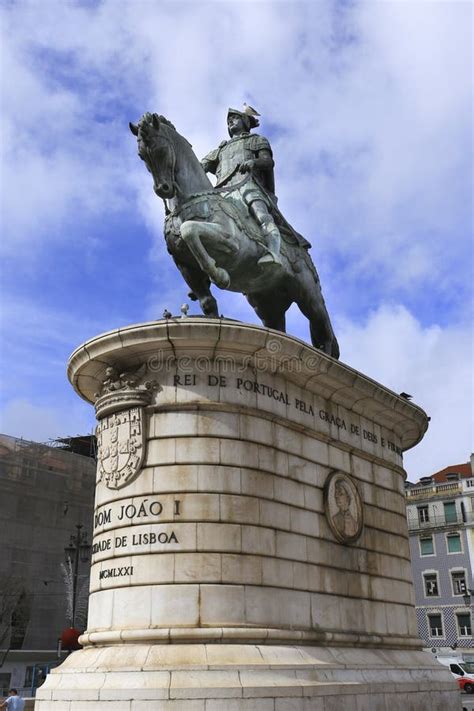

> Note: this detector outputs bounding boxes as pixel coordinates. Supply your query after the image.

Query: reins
[166,173,252,219]
[144,123,251,219]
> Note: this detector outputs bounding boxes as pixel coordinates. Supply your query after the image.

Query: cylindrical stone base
[35,319,460,710]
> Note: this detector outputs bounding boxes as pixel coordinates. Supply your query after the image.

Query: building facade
[406,456,474,659]
[0,434,95,697]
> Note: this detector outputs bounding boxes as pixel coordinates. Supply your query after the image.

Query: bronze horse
[130,112,339,358]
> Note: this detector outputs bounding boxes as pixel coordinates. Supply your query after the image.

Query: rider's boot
[258,221,282,267]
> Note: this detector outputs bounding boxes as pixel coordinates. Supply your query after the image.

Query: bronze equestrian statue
[130,108,339,358]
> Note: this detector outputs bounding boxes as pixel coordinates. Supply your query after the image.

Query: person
[332,479,359,538]
[201,106,283,266]
[1,689,25,711]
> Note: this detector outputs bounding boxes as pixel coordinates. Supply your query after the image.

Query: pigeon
[243,103,260,117]
[399,392,413,400]
[180,303,189,318]
[162,309,172,319]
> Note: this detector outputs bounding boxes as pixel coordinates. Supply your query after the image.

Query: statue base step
[34,643,459,710]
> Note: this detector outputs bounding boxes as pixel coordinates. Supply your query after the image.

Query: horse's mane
[156,115,176,131]
[140,112,177,132]
[156,114,194,149]
[139,111,194,152]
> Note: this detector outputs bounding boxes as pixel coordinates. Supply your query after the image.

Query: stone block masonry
[35,318,460,710]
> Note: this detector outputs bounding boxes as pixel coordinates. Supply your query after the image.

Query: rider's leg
[248,199,282,266]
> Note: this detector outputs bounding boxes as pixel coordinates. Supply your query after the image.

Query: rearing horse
[130,112,339,359]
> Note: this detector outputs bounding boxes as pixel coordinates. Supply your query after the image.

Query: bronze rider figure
[201,106,282,267]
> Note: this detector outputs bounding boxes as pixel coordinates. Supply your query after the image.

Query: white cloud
[147,1,471,304]
[1,2,470,285]
[0,5,142,256]
[0,1,471,479]
[338,303,473,481]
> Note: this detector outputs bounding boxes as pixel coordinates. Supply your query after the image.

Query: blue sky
[0,0,472,481]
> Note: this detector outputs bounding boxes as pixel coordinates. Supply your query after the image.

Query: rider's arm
[201,145,223,175]
[201,157,217,174]
[240,148,274,173]
[252,148,274,170]
[241,133,274,173]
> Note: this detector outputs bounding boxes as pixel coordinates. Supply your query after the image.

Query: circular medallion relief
[324,471,363,544]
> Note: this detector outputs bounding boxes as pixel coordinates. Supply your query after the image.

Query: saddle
[164,176,311,255]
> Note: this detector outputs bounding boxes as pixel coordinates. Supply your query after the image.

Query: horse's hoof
[213,268,231,289]
[319,341,340,360]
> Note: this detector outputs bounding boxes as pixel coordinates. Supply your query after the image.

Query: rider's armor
[203,133,275,196]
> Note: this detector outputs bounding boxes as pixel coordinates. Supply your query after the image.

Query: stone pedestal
[35,319,459,710]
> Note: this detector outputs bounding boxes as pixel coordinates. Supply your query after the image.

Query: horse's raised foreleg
[293,262,340,359]
[181,220,234,289]
[172,258,219,318]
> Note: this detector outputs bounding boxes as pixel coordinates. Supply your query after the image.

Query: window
[0,674,11,697]
[428,613,443,637]
[25,664,52,691]
[444,501,457,524]
[452,571,467,595]
[418,506,429,523]
[457,613,472,636]
[24,667,34,687]
[420,536,434,556]
[424,573,439,597]
[447,533,462,553]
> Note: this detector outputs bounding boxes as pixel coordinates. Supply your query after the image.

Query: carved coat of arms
[96,408,145,489]
[93,363,160,490]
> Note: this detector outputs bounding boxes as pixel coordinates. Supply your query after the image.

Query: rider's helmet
[227,106,260,136]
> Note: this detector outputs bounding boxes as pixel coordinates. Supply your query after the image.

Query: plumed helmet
[227,105,260,135]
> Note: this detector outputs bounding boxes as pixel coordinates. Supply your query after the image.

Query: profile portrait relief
[324,471,363,543]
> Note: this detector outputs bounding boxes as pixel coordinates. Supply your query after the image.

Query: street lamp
[64,524,91,629]
[462,588,474,607]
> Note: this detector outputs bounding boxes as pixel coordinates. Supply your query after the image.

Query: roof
[430,462,472,483]
[410,460,473,486]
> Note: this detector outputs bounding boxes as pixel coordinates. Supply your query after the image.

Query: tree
[0,578,31,666]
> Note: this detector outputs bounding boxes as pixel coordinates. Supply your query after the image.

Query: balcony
[406,482,462,498]
[406,477,474,499]
[407,511,474,531]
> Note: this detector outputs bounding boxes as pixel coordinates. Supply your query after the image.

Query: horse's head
[129,113,177,199]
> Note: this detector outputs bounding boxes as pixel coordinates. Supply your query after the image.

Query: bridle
[140,126,182,214]
[139,119,252,217]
